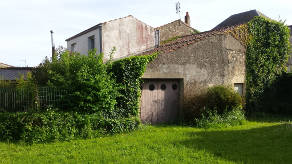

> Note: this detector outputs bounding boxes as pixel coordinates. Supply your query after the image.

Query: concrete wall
[155,20,195,42]
[67,26,102,55]
[102,16,155,60]
[143,34,245,112]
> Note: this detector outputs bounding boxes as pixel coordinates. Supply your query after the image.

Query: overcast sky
[1,0,291,67]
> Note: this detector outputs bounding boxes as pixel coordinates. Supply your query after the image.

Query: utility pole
[50,30,55,59]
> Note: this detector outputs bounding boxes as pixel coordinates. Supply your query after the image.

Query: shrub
[205,85,242,114]
[194,107,246,129]
[0,110,140,143]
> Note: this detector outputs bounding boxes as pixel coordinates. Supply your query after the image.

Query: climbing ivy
[245,16,290,113]
[109,53,158,118]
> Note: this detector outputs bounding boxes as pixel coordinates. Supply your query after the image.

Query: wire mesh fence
[0,87,67,112]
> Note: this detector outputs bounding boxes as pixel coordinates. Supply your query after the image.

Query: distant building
[212,9,267,30]
[66,15,155,60]
[0,62,13,68]
[0,67,33,82]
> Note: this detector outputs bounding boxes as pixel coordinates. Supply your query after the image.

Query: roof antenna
[176,1,181,25]
[50,30,55,59]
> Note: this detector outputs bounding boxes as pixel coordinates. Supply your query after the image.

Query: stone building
[155,12,198,43]
[138,27,245,124]
[66,15,155,60]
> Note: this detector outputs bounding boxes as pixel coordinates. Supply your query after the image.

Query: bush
[205,85,242,114]
[194,107,246,129]
[0,111,140,143]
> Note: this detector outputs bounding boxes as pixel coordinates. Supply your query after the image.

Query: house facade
[66,15,155,60]
[138,28,245,124]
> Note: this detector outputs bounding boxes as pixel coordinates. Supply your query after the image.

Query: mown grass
[1,120,292,164]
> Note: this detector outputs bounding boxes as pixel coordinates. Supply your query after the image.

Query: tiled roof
[0,67,34,81]
[139,26,236,55]
[213,10,267,30]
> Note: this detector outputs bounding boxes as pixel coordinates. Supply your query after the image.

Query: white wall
[67,26,102,56]
[66,15,155,60]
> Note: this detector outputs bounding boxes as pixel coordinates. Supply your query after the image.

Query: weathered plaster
[143,34,246,112]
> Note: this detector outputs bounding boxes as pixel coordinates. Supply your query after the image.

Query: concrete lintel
[142,73,184,79]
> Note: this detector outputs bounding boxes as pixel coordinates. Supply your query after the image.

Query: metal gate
[140,79,180,124]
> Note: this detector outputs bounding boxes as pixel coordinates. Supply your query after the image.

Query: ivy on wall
[245,16,290,112]
[109,53,157,118]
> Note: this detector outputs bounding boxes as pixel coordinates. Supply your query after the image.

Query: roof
[0,62,13,68]
[139,26,237,55]
[213,10,267,30]
[0,67,34,81]
[66,15,134,41]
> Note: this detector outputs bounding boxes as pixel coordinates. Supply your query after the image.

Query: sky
[0,0,292,67]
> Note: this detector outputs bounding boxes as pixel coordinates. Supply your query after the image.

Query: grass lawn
[1,119,292,164]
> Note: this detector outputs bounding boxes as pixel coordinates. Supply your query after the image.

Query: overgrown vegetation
[186,85,245,128]
[194,107,246,128]
[0,50,156,143]
[245,17,290,114]
[0,111,140,143]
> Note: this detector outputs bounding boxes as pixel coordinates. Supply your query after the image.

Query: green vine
[245,16,290,112]
[109,53,158,118]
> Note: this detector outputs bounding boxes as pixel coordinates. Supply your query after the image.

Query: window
[88,35,95,51]
[234,83,243,96]
[71,43,76,52]
[155,30,160,47]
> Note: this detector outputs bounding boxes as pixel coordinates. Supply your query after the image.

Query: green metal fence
[0,87,67,112]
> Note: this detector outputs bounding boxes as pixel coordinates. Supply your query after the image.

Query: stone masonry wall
[155,20,195,42]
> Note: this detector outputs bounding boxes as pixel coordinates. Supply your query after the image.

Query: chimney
[185,12,190,26]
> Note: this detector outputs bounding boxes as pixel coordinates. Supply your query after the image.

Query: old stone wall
[143,34,245,112]
[155,20,195,42]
